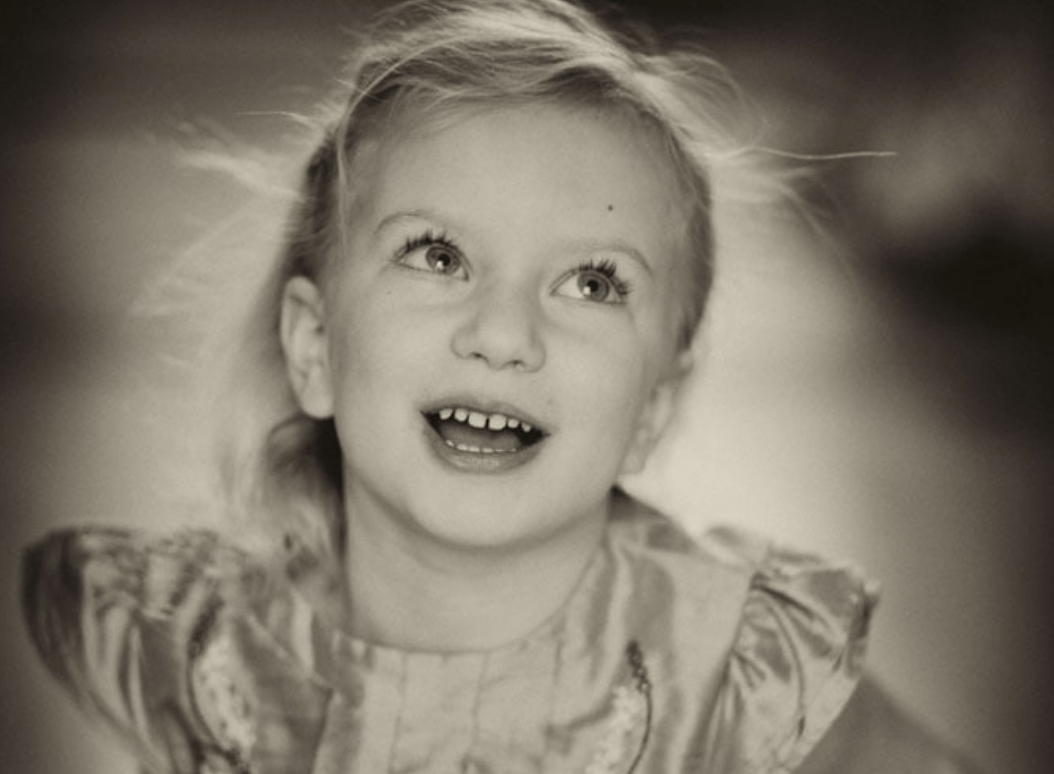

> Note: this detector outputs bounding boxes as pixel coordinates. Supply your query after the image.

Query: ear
[280,277,335,419]
[619,350,694,477]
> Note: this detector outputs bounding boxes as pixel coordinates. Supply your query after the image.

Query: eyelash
[577,258,633,299]
[397,229,460,259]
[394,232,632,300]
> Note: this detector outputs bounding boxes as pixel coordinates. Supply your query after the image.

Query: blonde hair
[210,0,761,567]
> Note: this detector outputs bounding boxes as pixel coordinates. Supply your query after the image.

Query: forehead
[347,101,692,261]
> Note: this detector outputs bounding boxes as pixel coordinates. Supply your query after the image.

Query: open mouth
[424,406,546,455]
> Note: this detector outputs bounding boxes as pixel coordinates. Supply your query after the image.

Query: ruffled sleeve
[21,527,268,773]
[698,526,880,774]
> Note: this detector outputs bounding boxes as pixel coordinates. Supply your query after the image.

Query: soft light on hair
[211,0,766,566]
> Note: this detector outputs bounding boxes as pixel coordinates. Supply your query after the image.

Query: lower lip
[423,421,544,474]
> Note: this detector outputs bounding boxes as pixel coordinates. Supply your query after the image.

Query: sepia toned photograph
[2,0,1051,772]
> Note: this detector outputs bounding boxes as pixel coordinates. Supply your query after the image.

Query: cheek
[328,283,437,372]
[559,341,652,431]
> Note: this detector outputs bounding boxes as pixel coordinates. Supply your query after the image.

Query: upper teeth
[437,407,532,433]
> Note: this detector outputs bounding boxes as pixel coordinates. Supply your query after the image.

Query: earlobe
[280,277,335,419]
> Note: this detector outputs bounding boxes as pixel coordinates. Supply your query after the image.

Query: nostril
[451,317,545,371]
[449,286,547,371]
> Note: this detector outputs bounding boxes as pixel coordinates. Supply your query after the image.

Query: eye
[554,259,632,305]
[396,232,467,279]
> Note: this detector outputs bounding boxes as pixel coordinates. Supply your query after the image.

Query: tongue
[435,419,524,453]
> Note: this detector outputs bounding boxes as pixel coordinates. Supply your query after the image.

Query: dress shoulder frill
[21,526,331,774]
[695,524,880,773]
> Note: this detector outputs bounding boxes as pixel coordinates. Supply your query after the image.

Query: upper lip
[419,395,551,435]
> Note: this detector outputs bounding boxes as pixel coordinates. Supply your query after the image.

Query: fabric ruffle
[697,526,879,773]
[23,528,235,773]
[22,528,330,774]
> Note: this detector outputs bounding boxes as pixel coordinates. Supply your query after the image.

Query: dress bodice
[22,494,877,773]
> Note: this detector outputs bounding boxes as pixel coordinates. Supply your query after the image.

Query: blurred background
[1,0,1051,771]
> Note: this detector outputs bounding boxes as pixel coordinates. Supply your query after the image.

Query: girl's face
[284,103,693,551]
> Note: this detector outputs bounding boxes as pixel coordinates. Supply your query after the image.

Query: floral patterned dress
[22,492,876,774]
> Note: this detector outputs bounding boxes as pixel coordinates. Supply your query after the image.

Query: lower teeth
[444,440,512,454]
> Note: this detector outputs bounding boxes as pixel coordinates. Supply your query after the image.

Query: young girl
[23,1,980,772]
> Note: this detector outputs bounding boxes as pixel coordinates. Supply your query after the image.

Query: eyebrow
[563,237,655,278]
[373,210,449,238]
[373,209,656,277]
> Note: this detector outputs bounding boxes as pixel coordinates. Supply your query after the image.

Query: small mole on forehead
[607,204,614,211]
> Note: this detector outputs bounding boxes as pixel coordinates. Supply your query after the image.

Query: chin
[409,486,610,555]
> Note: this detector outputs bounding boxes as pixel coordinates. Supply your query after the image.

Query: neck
[339,490,609,652]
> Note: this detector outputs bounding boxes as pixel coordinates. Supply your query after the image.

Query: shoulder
[608,496,880,773]
[22,523,255,591]
[22,525,259,680]
[696,523,880,772]
[22,525,262,655]
[608,497,878,656]
[698,523,879,653]
[21,526,323,773]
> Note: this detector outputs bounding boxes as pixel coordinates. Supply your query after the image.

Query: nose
[451,285,546,372]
